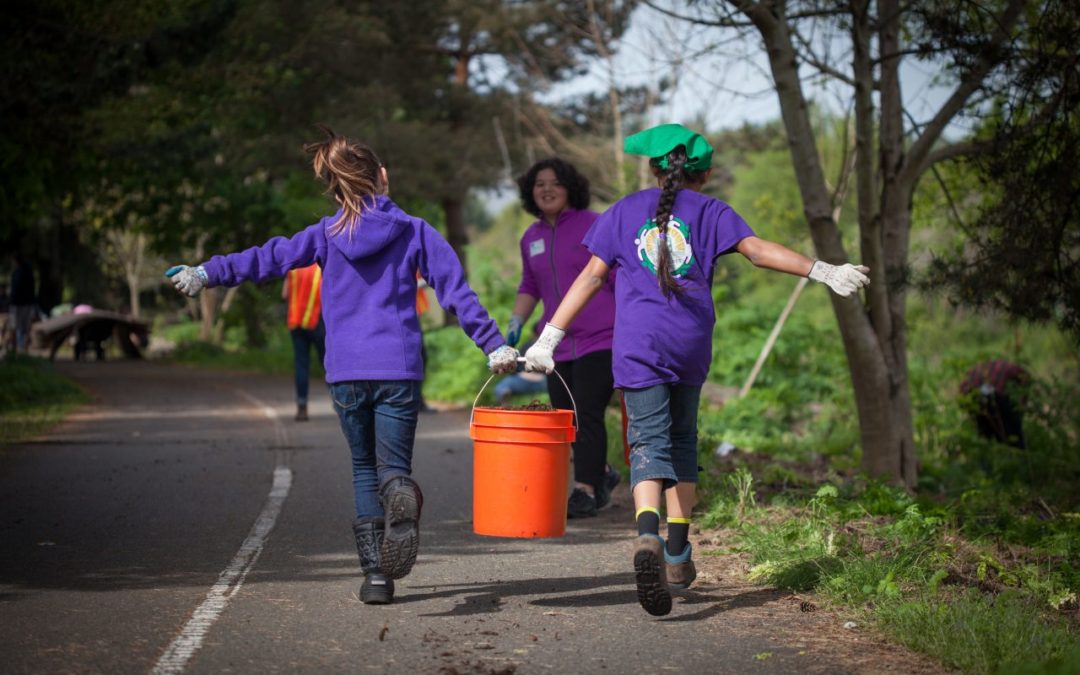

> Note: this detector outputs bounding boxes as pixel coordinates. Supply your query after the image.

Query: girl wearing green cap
[523,123,869,616]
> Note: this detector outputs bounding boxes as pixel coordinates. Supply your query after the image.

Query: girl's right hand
[808,261,870,297]
[523,324,565,373]
[165,265,208,297]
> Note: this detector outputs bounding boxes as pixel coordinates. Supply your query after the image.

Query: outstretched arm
[524,256,610,372]
[736,236,814,276]
[737,236,869,297]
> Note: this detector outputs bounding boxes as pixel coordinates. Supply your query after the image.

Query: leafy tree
[648,0,1063,486]
[921,1,1080,339]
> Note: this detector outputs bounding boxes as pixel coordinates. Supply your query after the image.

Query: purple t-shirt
[583,188,755,388]
[518,209,615,361]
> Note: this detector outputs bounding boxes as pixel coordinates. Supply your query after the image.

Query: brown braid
[651,146,692,297]
[303,125,384,237]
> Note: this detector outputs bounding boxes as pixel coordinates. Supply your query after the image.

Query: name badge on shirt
[529,239,546,257]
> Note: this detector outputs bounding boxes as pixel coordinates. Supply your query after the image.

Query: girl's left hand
[808,261,870,297]
[487,345,521,374]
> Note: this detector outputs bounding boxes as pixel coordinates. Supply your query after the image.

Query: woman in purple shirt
[524,124,870,616]
[507,158,620,518]
[165,128,519,606]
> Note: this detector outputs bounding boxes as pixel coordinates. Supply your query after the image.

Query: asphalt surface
[0,361,921,674]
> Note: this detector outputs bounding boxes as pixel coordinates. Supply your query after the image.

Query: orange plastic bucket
[470,368,577,538]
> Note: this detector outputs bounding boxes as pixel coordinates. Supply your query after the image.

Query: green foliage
[0,355,88,447]
[161,319,320,377]
[877,590,1079,674]
[421,326,493,406]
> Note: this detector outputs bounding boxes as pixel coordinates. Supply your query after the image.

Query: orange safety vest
[286,264,322,329]
[415,271,430,315]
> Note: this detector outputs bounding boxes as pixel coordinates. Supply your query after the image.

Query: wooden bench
[31,310,150,361]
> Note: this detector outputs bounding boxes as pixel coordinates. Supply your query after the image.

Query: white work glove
[165,265,209,297]
[487,345,521,374]
[808,261,870,297]
[505,314,525,347]
[523,324,566,373]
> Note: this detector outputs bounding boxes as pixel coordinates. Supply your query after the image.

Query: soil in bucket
[471,404,574,538]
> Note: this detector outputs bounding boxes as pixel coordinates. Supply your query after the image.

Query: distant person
[508,157,620,519]
[165,126,518,606]
[71,303,108,361]
[9,252,36,353]
[282,264,326,422]
[0,282,10,354]
[524,123,869,616]
[960,359,1030,449]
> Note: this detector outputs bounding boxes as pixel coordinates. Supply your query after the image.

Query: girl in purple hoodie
[166,128,519,605]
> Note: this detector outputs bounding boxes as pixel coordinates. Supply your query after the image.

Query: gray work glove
[487,345,521,374]
[523,324,565,374]
[808,261,870,297]
[165,265,209,297]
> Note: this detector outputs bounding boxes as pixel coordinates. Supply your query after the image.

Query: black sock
[636,509,660,536]
[666,521,689,555]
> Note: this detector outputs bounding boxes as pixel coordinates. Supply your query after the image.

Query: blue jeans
[623,383,702,490]
[330,380,421,518]
[290,323,326,405]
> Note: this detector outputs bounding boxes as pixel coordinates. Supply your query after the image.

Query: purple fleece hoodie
[517,209,615,361]
[201,195,505,384]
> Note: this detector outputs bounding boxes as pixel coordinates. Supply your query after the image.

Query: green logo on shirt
[635,216,694,277]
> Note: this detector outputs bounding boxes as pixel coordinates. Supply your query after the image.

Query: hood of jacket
[326,195,412,261]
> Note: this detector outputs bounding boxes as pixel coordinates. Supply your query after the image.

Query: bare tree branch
[642,0,753,28]
[790,22,857,86]
[899,0,1025,189]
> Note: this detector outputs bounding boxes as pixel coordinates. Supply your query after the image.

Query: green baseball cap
[624,123,714,172]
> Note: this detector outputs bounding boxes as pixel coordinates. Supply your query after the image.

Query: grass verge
[699,468,1079,674]
[0,355,89,447]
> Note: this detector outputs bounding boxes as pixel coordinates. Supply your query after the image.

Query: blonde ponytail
[304,126,384,237]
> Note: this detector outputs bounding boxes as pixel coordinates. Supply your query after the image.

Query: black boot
[378,476,423,580]
[352,517,394,605]
[295,404,309,422]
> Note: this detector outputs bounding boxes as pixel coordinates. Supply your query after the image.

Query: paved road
[0,361,935,674]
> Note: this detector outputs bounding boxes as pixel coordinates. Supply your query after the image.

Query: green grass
[160,321,323,378]
[702,470,1079,674]
[0,355,88,446]
[877,591,1080,674]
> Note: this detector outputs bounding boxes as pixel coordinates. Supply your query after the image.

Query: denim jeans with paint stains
[623,383,702,491]
[329,380,422,518]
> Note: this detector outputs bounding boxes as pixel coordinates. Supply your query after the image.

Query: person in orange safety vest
[283,263,326,421]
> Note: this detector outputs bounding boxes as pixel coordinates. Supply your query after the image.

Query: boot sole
[381,487,420,580]
[634,546,672,616]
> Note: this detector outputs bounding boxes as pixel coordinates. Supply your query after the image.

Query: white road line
[151,391,292,675]
[233,389,289,447]
[152,466,291,674]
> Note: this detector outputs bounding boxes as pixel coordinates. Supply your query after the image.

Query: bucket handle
[471,357,578,432]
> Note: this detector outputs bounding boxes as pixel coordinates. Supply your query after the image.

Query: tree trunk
[441,48,472,272]
[741,0,914,485]
[441,196,467,268]
[199,288,218,342]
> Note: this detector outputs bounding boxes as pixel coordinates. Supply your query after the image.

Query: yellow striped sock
[635,506,661,520]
